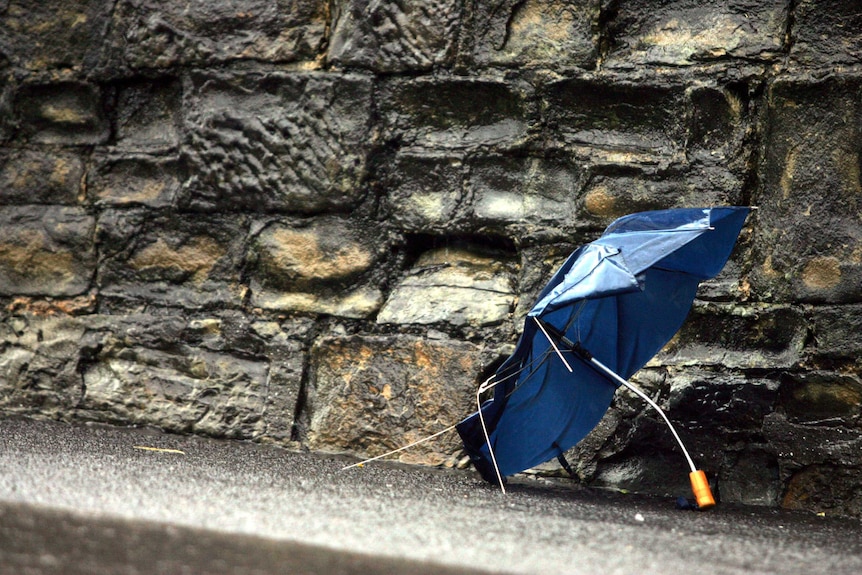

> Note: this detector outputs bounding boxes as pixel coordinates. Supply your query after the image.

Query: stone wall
[1,1,861,517]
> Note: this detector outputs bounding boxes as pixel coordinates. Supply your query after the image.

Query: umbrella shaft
[588,356,697,474]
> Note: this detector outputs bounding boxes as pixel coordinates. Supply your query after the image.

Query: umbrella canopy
[457,207,750,487]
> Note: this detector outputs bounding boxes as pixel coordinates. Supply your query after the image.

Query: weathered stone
[97,210,247,309]
[0,311,306,442]
[249,217,383,318]
[0,81,12,142]
[464,0,599,69]
[74,313,306,441]
[751,77,862,304]
[82,344,270,438]
[115,77,181,152]
[666,370,780,437]
[687,85,749,158]
[110,0,327,69]
[0,313,89,414]
[329,0,462,71]
[386,153,466,232]
[381,77,531,151]
[0,206,95,297]
[386,153,583,236]
[181,71,373,213]
[777,371,862,426]
[468,155,581,235]
[0,148,84,204]
[782,464,862,518]
[0,0,113,72]
[604,0,787,67]
[764,411,862,517]
[714,448,780,507]
[542,78,685,165]
[656,303,806,369]
[808,305,862,363]
[307,334,483,464]
[791,0,862,67]
[256,319,311,441]
[14,82,109,145]
[764,412,862,468]
[378,247,517,326]
[581,174,689,220]
[87,152,181,208]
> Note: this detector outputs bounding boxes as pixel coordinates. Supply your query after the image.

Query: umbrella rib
[534,317,573,373]
[587,356,698,473]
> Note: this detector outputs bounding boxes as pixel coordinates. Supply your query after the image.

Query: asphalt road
[1,417,861,575]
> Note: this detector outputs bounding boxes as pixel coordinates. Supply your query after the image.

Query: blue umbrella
[456,207,750,505]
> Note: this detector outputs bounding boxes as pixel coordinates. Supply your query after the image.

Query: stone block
[542,78,685,165]
[254,319,311,441]
[580,174,689,220]
[604,0,787,67]
[751,77,862,304]
[386,153,466,232]
[377,247,517,326]
[115,77,181,152]
[0,206,95,296]
[110,0,327,69]
[764,412,862,468]
[329,0,462,71]
[666,370,780,436]
[781,464,862,518]
[686,85,750,161]
[181,71,373,213]
[0,0,113,72]
[82,346,270,438]
[307,334,483,465]
[0,311,307,441]
[791,0,862,67]
[464,0,599,69]
[87,152,181,207]
[718,449,781,507]
[74,313,304,440]
[808,305,862,362]
[14,82,109,145]
[777,371,862,426]
[249,217,383,318]
[656,303,806,370]
[0,148,84,204]
[468,155,581,235]
[0,313,89,414]
[97,210,248,309]
[381,77,531,151]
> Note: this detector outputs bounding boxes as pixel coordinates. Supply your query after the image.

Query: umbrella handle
[689,470,716,509]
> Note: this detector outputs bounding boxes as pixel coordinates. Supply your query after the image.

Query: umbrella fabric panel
[579,267,701,379]
[490,348,617,476]
[649,207,750,278]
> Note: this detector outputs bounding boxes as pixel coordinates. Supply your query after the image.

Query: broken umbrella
[456,206,751,506]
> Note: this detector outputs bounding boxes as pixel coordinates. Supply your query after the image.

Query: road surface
[1,417,860,574]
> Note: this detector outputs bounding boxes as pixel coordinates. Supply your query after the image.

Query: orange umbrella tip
[689,470,716,510]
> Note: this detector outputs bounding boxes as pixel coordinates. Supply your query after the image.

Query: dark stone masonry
[1,1,861,517]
